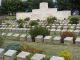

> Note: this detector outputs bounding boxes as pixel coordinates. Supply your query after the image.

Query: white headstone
[75,38,80,44]
[0,48,4,59]
[35,35,43,43]
[17,51,30,60]
[31,54,46,60]
[4,50,17,60]
[50,56,64,60]
[44,36,53,43]
[13,34,19,37]
[7,33,13,36]
[1,33,6,36]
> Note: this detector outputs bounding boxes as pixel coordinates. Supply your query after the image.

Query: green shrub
[69,17,79,24]
[0,36,4,47]
[17,19,24,28]
[24,17,30,21]
[47,16,56,24]
[29,26,50,41]
[18,23,24,28]
[5,43,20,52]
[59,50,72,60]
[29,21,38,26]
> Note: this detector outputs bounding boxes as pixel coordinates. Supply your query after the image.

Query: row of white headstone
[1,24,80,29]
[0,25,80,33]
[1,33,27,40]
[0,48,64,60]
[53,36,80,44]
[35,36,80,44]
[1,32,80,44]
[50,29,80,36]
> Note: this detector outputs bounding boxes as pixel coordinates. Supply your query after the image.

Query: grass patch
[2,39,80,60]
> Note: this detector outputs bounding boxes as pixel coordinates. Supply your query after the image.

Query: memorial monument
[16,2,71,20]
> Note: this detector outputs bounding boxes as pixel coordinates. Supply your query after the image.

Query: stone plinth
[44,36,53,43]
[70,26,75,29]
[75,38,80,44]
[4,50,17,60]
[64,37,73,44]
[7,33,13,36]
[56,29,61,36]
[68,30,74,32]
[74,30,80,36]
[63,26,68,29]
[27,35,32,42]
[13,34,20,40]
[50,56,64,60]
[63,24,67,26]
[53,36,61,44]
[17,51,30,60]
[51,26,56,29]
[57,26,62,29]
[60,24,63,26]
[0,48,4,60]
[61,29,67,33]
[68,24,72,26]
[76,27,80,30]
[46,26,50,29]
[50,29,56,35]
[13,34,19,37]
[20,34,27,40]
[1,33,6,36]
[31,54,46,60]
[35,35,43,43]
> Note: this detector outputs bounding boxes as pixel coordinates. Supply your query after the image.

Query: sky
[0,0,1,6]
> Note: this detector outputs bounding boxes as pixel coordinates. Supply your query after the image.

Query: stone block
[64,37,73,44]
[4,50,17,60]
[35,35,43,43]
[27,35,32,42]
[50,56,64,60]
[17,51,30,60]
[31,54,46,60]
[0,48,4,60]
[44,36,53,43]
[53,36,61,44]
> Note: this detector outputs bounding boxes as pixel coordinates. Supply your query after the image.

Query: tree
[17,19,24,28]
[69,16,79,24]
[27,0,54,12]
[29,26,50,41]
[57,0,80,11]
[72,0,80,9]
[57,0,73,10]
[47,16,56,25]
[24,17,30,21]
[29,21,38,26]
[1,0,25,15]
